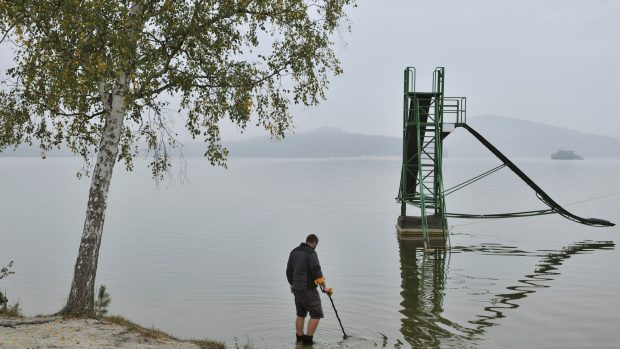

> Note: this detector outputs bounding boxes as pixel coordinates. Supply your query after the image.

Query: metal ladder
[399,67,449,249]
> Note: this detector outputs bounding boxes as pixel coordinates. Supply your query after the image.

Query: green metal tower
[397,67,466,249]
[396,67,613,250]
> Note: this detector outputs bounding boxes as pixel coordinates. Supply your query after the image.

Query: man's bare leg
[307,318,320,336]
[296,316,305,336]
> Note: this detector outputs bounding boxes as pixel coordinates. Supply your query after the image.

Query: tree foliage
[1,1,355,316]
[0,0,354,176]
[0,261,14,280]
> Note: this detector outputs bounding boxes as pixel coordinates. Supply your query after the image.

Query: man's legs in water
[301,318,320,344]
[296,316,305,336]
[307,318,320,336]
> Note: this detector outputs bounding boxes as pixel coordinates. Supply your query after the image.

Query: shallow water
[1,157,619,348]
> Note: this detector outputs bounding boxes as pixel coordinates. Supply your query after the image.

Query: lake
[1,157,619,348]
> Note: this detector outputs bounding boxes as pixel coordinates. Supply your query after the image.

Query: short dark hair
[306,234,319,244]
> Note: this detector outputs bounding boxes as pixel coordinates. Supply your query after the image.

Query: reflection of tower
[398,239,615,347]
[469,240,616,330]
[398,240,469,347]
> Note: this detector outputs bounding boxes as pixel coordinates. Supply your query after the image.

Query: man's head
[306,234,319,248]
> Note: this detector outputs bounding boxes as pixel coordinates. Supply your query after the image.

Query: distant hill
[444,115,620,158]
[222,118,620,158]
[223,127,401,157]
[3,117,619,158]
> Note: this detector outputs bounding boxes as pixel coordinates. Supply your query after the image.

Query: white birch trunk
[60,3,144,316]
[60,79,126,316]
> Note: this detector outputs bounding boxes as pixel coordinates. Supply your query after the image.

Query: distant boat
[551,150,583,160]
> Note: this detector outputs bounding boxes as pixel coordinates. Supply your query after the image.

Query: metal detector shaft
[322,286,347,338]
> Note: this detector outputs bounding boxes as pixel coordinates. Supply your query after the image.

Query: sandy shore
[0,315,209,349]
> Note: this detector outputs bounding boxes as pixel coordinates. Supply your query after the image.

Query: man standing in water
[286,234,333,345]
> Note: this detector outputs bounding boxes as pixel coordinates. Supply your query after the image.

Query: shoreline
[0,315,225,349]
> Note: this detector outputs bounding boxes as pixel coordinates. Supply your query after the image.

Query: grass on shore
[191,338,227,349]
[0,300,22,317]
[103,315,175,340]
[1,287,23,317]
[103,315,228,349]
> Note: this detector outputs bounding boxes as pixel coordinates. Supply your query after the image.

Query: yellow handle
[314,276,326,286]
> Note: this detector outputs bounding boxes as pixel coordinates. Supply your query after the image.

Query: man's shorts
[293,288,324,319]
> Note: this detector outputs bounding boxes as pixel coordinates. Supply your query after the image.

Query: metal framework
[397,67,466,249]
[397,67,612,250]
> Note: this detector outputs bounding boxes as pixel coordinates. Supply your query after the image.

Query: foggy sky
[283,0,620,140]
[2,1,619,141]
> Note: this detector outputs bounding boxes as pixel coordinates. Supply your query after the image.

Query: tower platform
[396,215,447,248]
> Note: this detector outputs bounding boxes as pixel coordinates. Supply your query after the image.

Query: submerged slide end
[585,218,615,227]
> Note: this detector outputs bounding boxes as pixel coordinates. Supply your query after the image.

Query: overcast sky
[2,1,619,141]
[279,0,620,140]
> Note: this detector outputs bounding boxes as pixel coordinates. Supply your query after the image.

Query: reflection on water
[451,243,533,257]
[398,240,615,348]
[398,241,476,348]
[470,241,615,331]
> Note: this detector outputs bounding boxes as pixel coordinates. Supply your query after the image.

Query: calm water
[1,157,619,348]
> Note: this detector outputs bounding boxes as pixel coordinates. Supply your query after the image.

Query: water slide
[403,93,435,196]
[455,124,615,227]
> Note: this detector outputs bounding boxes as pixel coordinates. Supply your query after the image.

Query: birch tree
[0,0,354,316]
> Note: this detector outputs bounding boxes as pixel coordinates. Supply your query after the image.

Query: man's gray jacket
[286,243,324,291]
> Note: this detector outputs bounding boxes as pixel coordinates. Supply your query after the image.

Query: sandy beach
[0,315,213,349]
